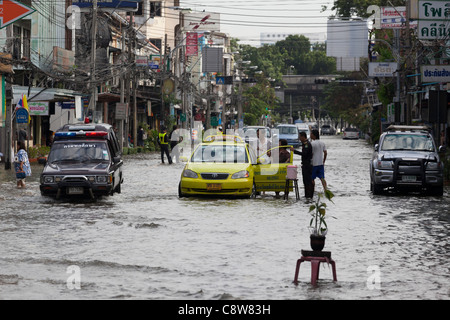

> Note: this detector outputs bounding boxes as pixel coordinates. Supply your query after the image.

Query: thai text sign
[29,101,49,116]
[421,65,450,82]
[381,7,407,29]
[369,62,398,77]
[418,1,450,39]
[419,1,450,20]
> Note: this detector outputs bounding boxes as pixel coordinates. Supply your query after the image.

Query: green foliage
[28,145,51,159]
[309,189,335,236]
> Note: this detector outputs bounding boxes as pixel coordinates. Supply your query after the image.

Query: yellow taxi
[178,135,294,198]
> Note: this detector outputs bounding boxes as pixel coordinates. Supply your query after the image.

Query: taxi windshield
[381,134,435,152]
[191,144,249,163]
[48,141,110,162]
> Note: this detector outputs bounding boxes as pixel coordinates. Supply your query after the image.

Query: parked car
[178,135,294,197]
[321,124,336,135]
[242,126,273,144]
[278,124,301,148]
[295,123,310,140]
[370,125,444,196]
[40,123,124,199]
[343,127,359,139]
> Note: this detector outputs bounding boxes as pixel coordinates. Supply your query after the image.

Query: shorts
[311,165,325,180]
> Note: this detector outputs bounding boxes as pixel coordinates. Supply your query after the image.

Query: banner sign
[421,65,450,82]
[369,62,398,77]
[185,32,198,57]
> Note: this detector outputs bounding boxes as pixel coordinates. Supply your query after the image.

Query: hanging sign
[16,108,29,124]
[0,0,35,29]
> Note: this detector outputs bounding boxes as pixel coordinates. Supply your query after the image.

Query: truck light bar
[55,131,108,138]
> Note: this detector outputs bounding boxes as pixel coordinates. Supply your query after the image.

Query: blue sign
[16,108,29,124]
[73,0,140,10]
[61,101,75,109]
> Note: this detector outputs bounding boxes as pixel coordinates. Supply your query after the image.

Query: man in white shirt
[310,129,327,191]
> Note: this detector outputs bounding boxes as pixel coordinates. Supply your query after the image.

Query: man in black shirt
[291,131,314,199]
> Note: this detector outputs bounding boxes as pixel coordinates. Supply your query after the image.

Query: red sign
[0,0,35,29]
[185,32,198,57]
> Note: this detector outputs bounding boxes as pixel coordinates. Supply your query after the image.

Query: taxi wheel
[178,182,184,198]
[250,182,257,199]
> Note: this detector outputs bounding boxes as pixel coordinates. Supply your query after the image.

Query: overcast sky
[179,0,335,46]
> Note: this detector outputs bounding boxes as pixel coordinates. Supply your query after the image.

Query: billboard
[183,12,220,32]
[326,19,368,58]
[202,47,223,73]
[73,0,140,11]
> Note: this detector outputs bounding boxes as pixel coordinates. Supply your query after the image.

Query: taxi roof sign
[203,135,244,143]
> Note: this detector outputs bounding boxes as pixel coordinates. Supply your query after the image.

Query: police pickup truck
[370,125,444,196]
[40,123,123,199]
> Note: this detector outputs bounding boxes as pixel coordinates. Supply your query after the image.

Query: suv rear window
[381,134,435,152]
[279,126,298,134]
[48,142,110,162]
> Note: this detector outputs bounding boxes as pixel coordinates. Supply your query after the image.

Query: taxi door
[253,146,294,193]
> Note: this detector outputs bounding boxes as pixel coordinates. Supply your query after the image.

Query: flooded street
[0,135,449,300]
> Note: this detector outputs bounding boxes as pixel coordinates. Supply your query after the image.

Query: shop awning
[12,86,83,105]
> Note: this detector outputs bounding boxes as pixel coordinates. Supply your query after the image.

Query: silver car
[370,125,444,196]
[343,127,359,139]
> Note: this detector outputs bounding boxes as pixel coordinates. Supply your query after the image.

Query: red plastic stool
[293,250,337,286]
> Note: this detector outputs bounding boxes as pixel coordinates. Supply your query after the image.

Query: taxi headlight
[183,169,198,179]
[232,170,250,179]
[88,176,96,183]
[43,176,54,183]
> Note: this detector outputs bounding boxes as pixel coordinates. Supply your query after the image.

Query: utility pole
[125,11,134,146]
[89,0,98,115]
[161,33,167,127]
[119,26,125,149]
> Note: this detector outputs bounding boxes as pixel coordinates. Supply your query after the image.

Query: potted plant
[308,189,334,251]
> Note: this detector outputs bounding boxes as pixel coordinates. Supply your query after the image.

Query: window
[150,2,162,17]
[149,38,162,51]
[135,2,143,16]
[12,26,31,60]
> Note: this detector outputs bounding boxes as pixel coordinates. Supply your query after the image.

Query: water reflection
[0,136,448,299]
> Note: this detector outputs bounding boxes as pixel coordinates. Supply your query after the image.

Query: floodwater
[0,135,448,300]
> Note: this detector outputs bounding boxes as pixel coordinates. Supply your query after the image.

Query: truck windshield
[381,134,435,152]
[48,142,110,162]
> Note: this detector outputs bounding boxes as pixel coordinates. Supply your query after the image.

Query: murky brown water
[0,136,448,299]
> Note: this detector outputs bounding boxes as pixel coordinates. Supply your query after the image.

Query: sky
[180,0,336,46]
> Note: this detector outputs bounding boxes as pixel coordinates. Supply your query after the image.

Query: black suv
[370,125,444,196]
[40,123,123,199]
